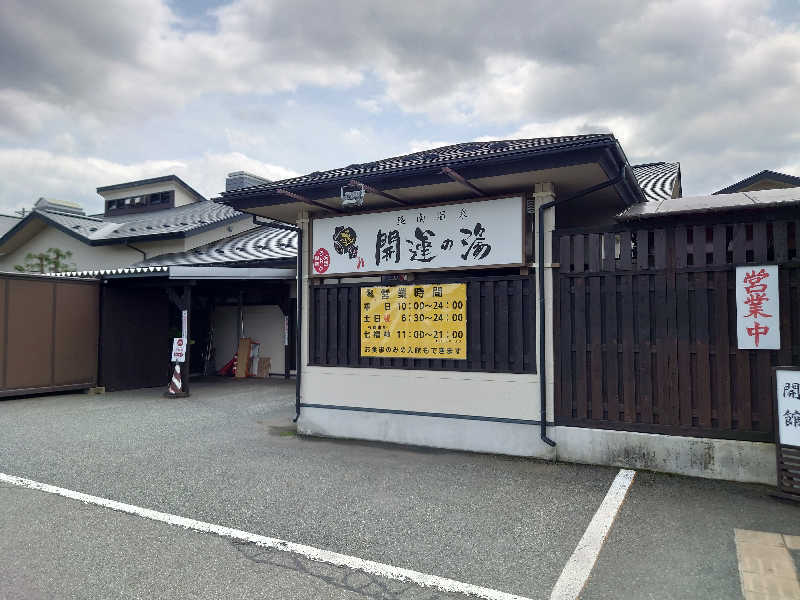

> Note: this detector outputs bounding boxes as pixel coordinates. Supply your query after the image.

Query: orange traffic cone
[164,363,189,397]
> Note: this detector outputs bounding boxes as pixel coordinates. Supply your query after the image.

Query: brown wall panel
[54,282,99,386]
[6,279,55,390]
[0,279,6,389]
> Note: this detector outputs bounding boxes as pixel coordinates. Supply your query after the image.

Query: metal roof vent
[34,197,86,215]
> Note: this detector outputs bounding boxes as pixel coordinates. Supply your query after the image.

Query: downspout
[253,216,302,422]
[537,162,628,447]
[127,244,147,262]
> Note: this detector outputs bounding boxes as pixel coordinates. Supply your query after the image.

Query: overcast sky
[0,0,798,214]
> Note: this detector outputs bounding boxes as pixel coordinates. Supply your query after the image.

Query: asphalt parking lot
[0,378,798,599]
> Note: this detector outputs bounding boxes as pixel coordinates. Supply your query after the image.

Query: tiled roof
[29,200,245,243]
[714,169,800,194]
[617,186,800,220]
[135,225,297,267]
[632,162,680,202]
[220,135,614,196]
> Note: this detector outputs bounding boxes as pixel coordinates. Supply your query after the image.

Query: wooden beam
[275,188,345,214]
[441,167,486,197]
[348,180,411,206]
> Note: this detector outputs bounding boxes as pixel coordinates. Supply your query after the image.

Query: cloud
[0,0,798,195]
[0,148,297,214]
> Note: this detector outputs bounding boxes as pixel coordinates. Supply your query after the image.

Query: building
[226,171,272,192]
[0,173,299,387]
[0,175,258,272]
[218,135,798,485]
[715,169,800,194]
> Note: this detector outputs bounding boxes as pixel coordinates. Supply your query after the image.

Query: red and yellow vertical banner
[360,283,467,359]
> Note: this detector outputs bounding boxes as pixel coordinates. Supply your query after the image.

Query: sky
[0,0,798,215]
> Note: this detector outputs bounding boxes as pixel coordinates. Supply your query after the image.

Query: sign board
[360,283,467,359]
[311,196,524,276]
[284,315,289,346]
[340,184,365,208]
[181,309,188,339]
[736,265,780,349]
[171,337,187,363]
[776,368,800,447]
[774,367,800,501]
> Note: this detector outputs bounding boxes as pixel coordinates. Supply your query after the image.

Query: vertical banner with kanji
[774,367,800,501]
[360,283,467,359]
[777,368,800,448]
[736,265,780,350]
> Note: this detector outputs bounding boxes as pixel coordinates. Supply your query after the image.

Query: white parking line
[550,469,636,600]
[0,471,531,600]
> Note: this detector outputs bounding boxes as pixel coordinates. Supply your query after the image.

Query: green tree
[14,248,76,274]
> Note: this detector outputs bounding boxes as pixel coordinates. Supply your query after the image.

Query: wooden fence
[309,275,536,373]
[555,219,799,441]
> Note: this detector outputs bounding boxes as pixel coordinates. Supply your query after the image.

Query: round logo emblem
[313,248,330,273]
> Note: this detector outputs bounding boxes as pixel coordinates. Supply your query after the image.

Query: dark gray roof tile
[220,135,614,196]
[632,162,680,202]
[134,225,297,267]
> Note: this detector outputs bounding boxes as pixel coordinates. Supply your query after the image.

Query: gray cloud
[0,0,798,196]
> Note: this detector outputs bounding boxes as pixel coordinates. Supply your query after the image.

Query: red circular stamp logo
[313,248,330,273]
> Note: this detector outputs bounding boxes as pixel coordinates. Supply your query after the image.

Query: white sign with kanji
[171,337,187,363]
[776,368,800,447]
[735,265,780,350]
[310,196,524,276]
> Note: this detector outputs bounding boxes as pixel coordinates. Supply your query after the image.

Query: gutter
[253,216,303,422]
[537,161,628,448]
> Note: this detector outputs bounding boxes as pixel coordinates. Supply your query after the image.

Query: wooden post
[183,285,191,395]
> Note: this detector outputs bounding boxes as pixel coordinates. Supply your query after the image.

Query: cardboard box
[254,357,271,378]
[235,338,252,378]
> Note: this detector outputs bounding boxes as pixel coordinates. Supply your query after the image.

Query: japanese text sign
[171,337,187,363]
[311,197,523,276]
[736,265,780,350]
[776,368,800,447]
[360,283,467,360]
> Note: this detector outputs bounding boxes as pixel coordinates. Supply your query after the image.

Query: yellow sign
[360,283,467,359]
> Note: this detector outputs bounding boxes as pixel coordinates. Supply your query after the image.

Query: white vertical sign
[776,369,800,447]
[181,309,188,339]
[171,337,187,363]
[735,265,780,350]
[284,315,289,346]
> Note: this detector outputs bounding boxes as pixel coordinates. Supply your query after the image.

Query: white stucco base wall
[298,406,557,459]
[297,407,776,485]
[301,366,543,420]
[551,426,776,485]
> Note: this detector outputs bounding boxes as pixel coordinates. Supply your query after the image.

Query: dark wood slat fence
[555,219,800,441]
[309,275,536,373]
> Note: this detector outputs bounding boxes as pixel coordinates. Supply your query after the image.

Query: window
[149,191,173,205]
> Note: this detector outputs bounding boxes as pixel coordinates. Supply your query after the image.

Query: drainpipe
[127,244,147,262]
[253,216,302,422]
[537,162,628,448]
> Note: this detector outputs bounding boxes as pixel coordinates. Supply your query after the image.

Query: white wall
[0,218,256,272]
[0,226,141,272]
[303,366,540,419]
[212,304,287,374]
